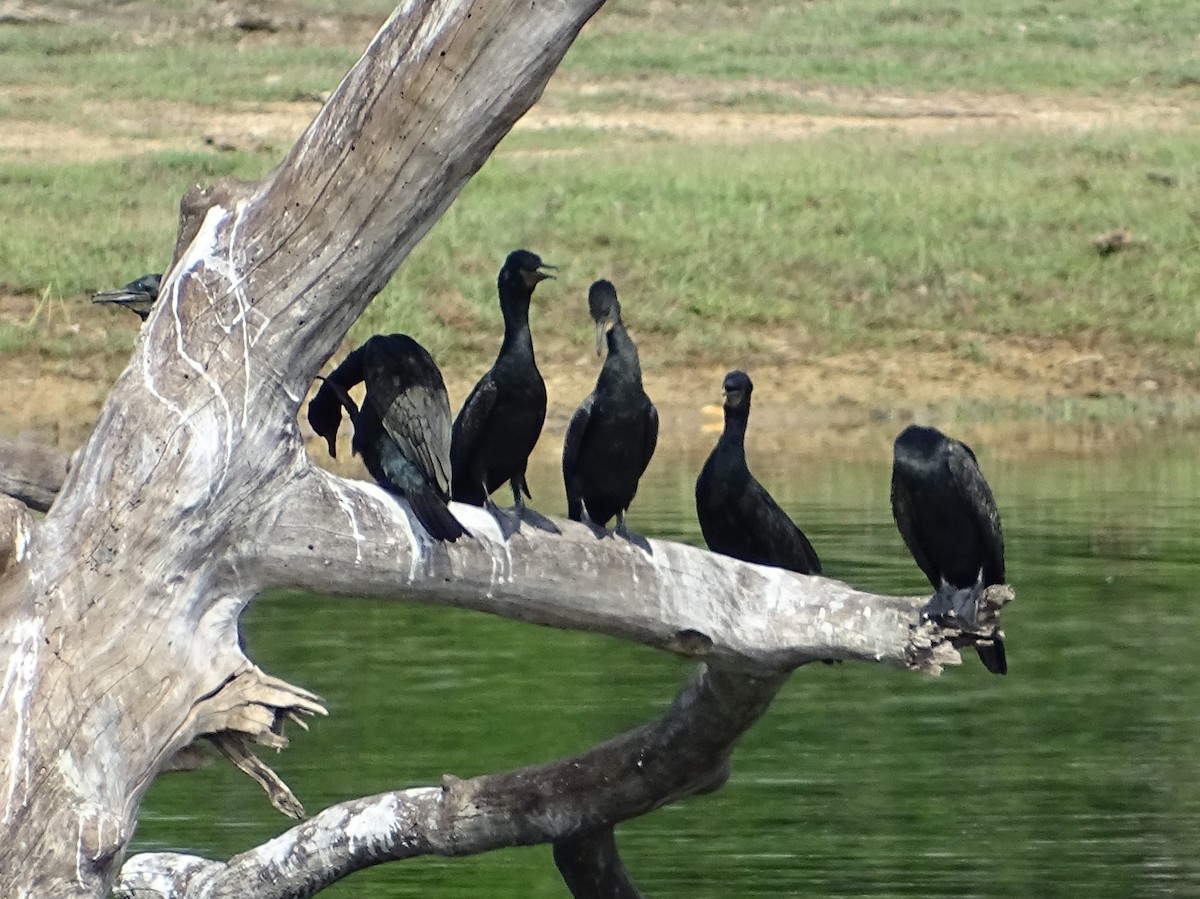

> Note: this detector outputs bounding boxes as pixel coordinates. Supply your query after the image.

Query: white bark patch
[12,513,30,563]
[0,617,40,824]
[345,794,402,855]
[329,479,367,564]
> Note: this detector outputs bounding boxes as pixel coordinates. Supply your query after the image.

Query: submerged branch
[116,665,784,899]
[554,828,646,899]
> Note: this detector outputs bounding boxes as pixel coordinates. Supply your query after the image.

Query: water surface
[136,433,1200,897]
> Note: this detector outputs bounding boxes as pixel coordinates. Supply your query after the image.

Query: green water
[135,433,1200,897]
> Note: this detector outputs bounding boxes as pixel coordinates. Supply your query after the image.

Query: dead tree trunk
[0,1,1011,896]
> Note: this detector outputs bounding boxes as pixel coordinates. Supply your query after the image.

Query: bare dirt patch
[1,78,1192,165]
[3,287,1196,463]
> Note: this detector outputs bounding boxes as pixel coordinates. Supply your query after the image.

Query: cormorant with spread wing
[695,370,821,574]
[92,273,162,320]
[450,249,555,518]
[890,424,1007,675]
[308,333,467,543]
[562,280,658,535]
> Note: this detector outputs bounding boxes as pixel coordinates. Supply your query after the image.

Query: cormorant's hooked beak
[722,387,745,409]
[92,272,162,322]
[594,318,608,356]
[91,291,156,321]
[520,264,557,288]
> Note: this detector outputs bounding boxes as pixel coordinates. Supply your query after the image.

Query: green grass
[2,0,1198,110]
[2,126,1198,367]
[1,0,1199,379]
[365,126,1200,362]
[0,151,274,296]
[570,0,1200,93]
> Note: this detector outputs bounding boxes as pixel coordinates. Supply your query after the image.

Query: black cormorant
[562,280,659,535]
[694,370,821,574]
[92,273,162,320]
[450,249,554,518]
[308,334,467,543]
[890,424,1007,675]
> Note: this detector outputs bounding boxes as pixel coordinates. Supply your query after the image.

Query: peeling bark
[0,0,1014,895]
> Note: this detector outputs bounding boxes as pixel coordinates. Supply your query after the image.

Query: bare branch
[116,665,784,899]
[249,464,994,673]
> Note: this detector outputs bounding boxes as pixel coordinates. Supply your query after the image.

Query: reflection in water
[136,435,1200,897]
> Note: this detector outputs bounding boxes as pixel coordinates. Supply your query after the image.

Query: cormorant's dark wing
[946,440,1005,584]
[889,468,940,588]
[640,400,659,475]
[450,372,498,475]
[562,393,594,487]
[362,335,453,497]
[744,479,822,575]
[562,393,594,520]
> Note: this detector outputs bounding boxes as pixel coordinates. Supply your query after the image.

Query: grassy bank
[3,127,1198,367]
[0,0,1198,389]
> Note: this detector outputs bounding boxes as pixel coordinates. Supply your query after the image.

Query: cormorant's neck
[498,291,535,359]
[600,322,642,386]
[720,404,749,449]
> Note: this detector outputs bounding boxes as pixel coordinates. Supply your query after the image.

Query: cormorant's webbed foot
[614,511,651,554]
[484,495,521,540]
[920,582,1007,676]
[507,479,559,534]
[517,507,561,535]
[919,582,985,626]
[576,508,606,538]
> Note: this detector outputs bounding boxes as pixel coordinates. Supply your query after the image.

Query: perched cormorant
[308,334,467,543]
[450,249,555,517]
[890,424,1007,675]
[92,273,162,320]
[562,280,659,534]
[694,370,821,574]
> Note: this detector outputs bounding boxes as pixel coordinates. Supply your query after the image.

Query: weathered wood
[0,435,68,512]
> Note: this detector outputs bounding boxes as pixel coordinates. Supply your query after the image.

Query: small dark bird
[890,424,1007,675]
[695,371,821,575]
[92,273,162,320]
[562,280,658,535]
[450,249,555,519]
[308,334,467,543]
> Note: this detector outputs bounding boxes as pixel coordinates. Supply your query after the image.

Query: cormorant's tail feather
[975,638,1007,676]
[566,495,583,522]
[408,488,469,542]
